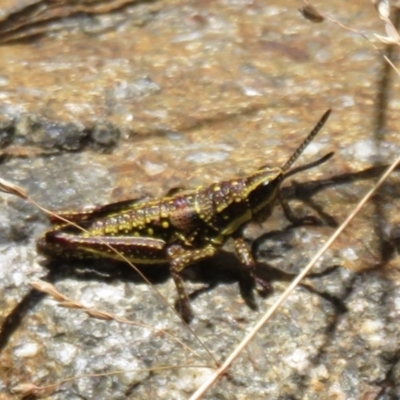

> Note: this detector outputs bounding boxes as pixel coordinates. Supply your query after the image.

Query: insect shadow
[0,249,293,354]
[179,250,295,312]
[38,253,291,316]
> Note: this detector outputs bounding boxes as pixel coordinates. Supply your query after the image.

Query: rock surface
[0,0,399,399]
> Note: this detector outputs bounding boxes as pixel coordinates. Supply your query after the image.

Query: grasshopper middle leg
[167,244,218,323]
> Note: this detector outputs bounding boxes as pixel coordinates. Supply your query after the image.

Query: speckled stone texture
[0,1,399,399]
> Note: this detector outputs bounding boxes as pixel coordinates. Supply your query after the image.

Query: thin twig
[190,153,400,399]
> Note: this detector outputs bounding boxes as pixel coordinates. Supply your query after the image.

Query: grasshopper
[37,110,333,323]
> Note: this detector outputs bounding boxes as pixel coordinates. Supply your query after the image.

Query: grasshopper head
[246,167,283,222]
[247,151,333,223]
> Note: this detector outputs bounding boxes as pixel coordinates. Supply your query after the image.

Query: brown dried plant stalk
[29,279,201,357]
[190,154,400,399]
[190,2,400,397]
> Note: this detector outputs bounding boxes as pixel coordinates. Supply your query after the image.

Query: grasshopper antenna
[281,109,331,173]
[283,151,334,180]
[278,110,333,225]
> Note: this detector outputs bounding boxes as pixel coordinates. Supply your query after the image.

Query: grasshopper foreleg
[167,244,218,323]
[232,234,271,294]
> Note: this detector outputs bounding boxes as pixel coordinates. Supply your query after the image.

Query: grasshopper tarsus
[175,297,193,324]
[38,110,333,322]
[254,276,272,296]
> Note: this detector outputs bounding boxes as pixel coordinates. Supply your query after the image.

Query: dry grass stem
[30,280,202,358]
[190,146,400,398]
[302,1,400,76]
[373,0,400,43]
[12,364,212,396]
[0,177,28,199]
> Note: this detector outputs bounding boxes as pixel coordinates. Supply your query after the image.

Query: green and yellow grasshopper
[37,110,333,322]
